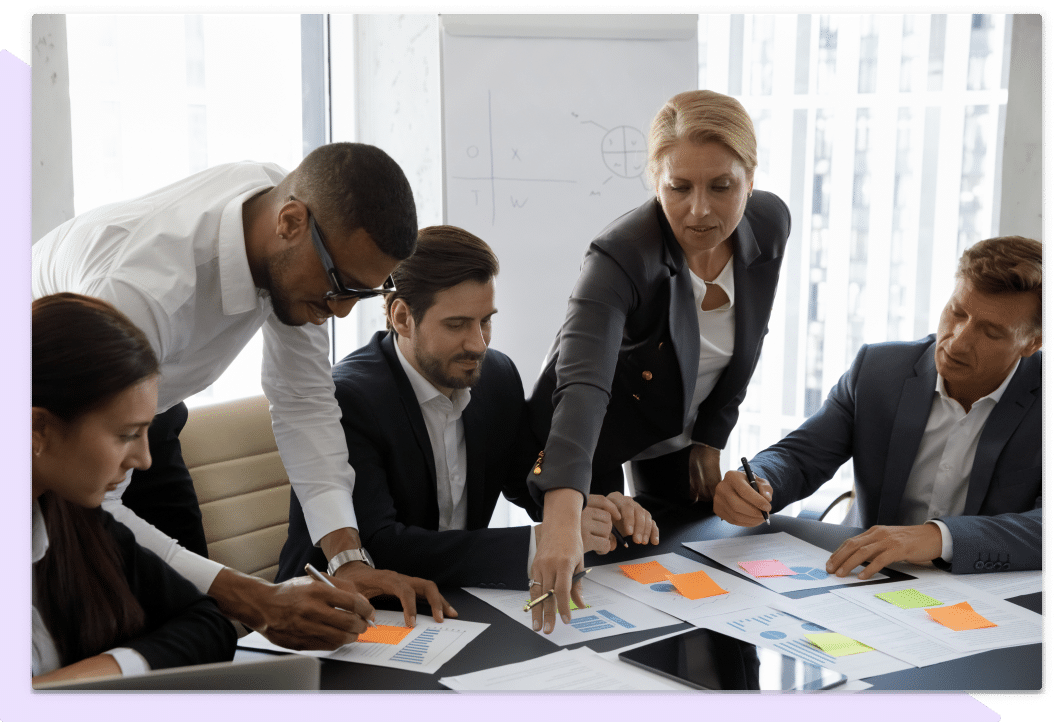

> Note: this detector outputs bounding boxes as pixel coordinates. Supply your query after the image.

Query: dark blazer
[527,192,791,503]
[751,336,1042,573]
[104,512,237,668]
[276,331,540,590]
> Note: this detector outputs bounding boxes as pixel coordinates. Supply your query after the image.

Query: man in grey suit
[711,236,1042,577]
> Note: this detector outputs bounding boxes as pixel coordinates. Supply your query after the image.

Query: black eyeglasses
[301,203,395,302]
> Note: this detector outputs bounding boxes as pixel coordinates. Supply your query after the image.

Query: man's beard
[260,246,302,327]
[414,346,486,390]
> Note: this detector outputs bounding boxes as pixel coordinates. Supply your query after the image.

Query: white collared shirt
[901,360,1020,560]
[634,256,737,460]
[394,340,536,572]
[32,500,148,677]
[394,340,472,531]
[32,162,359,592]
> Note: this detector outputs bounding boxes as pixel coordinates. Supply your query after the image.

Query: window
[65,14,305,408]
[699,13,1012,515]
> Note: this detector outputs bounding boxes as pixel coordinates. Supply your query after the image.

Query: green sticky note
[805,632,874,657]
[875,588,943,609]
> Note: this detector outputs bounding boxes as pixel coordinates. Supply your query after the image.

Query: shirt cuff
[927,520,954,563]
[107,647,150,676]
[168,546,226,595]
[300,488,360,546]
[527,525,538,578]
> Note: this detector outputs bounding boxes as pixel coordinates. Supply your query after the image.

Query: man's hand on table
[826,524,943,579]
[688,444,723,502]
[530,488,586,635]
[209,567,376,651]
[332,561,456,627]
[584,492,660,551]
[712,470,773,526]
[321,526,455,627]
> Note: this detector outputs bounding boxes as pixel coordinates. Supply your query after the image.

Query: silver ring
[529,579,542,587]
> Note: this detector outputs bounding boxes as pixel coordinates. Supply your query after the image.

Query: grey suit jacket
[527,193,791,504]
[751,336,1042,573]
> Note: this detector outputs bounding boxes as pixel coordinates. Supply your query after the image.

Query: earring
[33,446,42,456]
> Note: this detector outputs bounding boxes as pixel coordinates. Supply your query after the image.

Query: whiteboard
[440,14,698,390]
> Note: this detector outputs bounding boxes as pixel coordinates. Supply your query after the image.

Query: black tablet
[619,628,848,691]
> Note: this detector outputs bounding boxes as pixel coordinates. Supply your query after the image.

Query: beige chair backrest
[181,395,289,581]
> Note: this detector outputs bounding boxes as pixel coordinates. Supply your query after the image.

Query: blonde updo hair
[647,90,758,187]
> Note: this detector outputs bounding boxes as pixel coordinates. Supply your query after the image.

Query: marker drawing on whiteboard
[451,90,575,225]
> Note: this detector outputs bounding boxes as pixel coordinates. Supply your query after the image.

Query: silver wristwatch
[327,547,375,575]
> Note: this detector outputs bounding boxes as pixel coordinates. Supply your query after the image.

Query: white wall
[998,14,1042,240]
[30,14,74,243]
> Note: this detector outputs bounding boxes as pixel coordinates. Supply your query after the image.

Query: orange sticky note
[664,570,729,600]
[925,601,998,631]
[620,560,672,584]
[738,559,796,577]
[358,624,414,645]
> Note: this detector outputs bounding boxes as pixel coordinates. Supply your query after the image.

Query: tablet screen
[619,628,847,691]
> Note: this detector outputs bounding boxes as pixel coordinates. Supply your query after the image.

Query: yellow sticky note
[664,571,729,600]
[620,560,672,584]
[926,601,998,631]
[358,624,414,645]
[875,588,942,609]
[805,632,874,657]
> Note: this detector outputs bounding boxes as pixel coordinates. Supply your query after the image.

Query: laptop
[619,628,847,691]
[35,654,320,691]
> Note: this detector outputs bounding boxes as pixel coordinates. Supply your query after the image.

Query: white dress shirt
[32,500,148,677]
[32,162,359,592]
[901,360,1020,561]
[394,341,536,569]
[634,256,737,460]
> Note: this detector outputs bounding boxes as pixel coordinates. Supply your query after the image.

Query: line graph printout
[830,577,1042,653]
[590,552,773,621]
[692,606,912,681]
[237,611,487,674]
[684,532,885,592]
[463,578,680,647]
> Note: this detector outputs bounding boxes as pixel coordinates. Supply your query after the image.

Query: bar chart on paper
[693,607,911,679]
[238,611,488,675]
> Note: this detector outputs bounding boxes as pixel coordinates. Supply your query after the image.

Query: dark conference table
[312,501,1042,691]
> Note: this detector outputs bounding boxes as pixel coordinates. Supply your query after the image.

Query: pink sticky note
[738,559,796,578]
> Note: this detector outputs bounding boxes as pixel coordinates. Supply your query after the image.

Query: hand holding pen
[305,563,379,628]
[524,568,592,612]
[740,457,771,526]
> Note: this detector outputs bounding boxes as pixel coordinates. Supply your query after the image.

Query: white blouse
[634,255,736,460]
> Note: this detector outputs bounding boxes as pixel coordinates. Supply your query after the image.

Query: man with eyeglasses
[32,142,453,652]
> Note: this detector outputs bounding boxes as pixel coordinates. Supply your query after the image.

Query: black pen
[304,563,378,627]
[740,457,771,526]
[523,568,592,612]
[611,525,629,548]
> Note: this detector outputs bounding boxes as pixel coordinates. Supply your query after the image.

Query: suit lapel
[963,355,1040,515]
[381,333,438,487]
[876,344,937,525]
[461,396,487,528]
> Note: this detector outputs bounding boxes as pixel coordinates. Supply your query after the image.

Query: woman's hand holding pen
[712,469,773,527]
[530,488,586,634]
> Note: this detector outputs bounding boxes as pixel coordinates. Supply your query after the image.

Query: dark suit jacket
[276,331,540,589]
[527,192,791,504]
[751,336,1042,573]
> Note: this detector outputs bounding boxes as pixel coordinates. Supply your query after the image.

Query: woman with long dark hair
[32,293,236,685]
